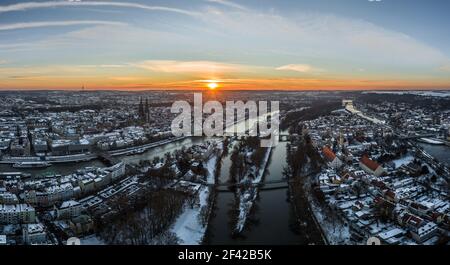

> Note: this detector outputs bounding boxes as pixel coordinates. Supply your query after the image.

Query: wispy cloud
[439,64,450,72]
[131,60,245,73]
[0,20,127,31]
[0,1,448,90]
[201,10,447,67]
[0,1,198,17]
[0,24,185,53]
[276,64,323,73]
[109,76,140,81]
[79,64,128,68]
[204,0,248,10]
[2,63,449,90]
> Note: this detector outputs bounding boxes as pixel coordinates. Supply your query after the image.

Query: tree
[430,174,437,183]
[138,97,144,120]
[421,165,430,175]
[145,98,149,114]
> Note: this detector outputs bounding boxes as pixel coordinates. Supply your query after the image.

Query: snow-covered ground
[235,147,272,233]
[170,185,210,245]
[253,149,271,184]
[392,155,415,169]
[418,138,444,145]
[205,156,218,185]
[170,150,221,245]
[308,194,352,245]
[235,192,255,233]
[205,140,223,184]
[80,235,106,245]
[364,91,450,98]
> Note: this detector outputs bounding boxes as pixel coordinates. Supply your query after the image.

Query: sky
[0,0,450,90]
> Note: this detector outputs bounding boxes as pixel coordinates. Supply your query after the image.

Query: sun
[207,82,218,90]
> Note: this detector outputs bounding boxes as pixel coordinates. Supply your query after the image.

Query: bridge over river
[214,178,292,192]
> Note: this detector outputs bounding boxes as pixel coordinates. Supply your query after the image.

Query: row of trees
[281,101,341,130]
[287,132,324,177]
[229,137,267,184]
[96,189,189,245]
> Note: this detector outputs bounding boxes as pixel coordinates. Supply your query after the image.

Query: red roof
[360,155,380,171]
[405,214,423,228]
[385,190,396,199]
[410,202,428,211]
[373,196,384,205]
[431,212,443,221]
[322,146,336,162]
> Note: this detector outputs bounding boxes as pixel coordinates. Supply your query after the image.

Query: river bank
[169,141,224,245]
[288,173,328,245]
[234,147,272,234]
[0,136,186,165]
[206,141,315,245]
[417,142,450,166]
[0,137,203,177]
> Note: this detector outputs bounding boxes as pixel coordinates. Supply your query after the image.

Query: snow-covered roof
[378,228,405,240]
[60,200,80,209]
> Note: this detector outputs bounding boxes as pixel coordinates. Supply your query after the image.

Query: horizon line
[1,88,450,93]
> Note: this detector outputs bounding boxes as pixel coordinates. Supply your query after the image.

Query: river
[0,117,314,245]
[0,137,204,177]
[417,142,450,167]
[205,141,310,245]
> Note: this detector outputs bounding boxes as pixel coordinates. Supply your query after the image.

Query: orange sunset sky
[1,0,450,91]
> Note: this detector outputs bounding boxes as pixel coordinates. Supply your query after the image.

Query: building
[322,146,343,169]
[56,200,82,219]
[10,138,31,156]
[32,138,48,153]
[0,138,11,152]
[79,179,95,194]
[411,222,438,243]
[22,223,47,245]
[50,139,91,156]
[24,184,74,207]
[0,204,36,224]
[377,228,406,245]
[69,215,94,236]
[50,139,71,156]
[0,192,19,204]
[359,155,386,177]
[106,162,126,180]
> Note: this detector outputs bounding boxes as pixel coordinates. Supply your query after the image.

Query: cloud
[0,2,448,90]
[0,20,127,31]
[0,24,191,54]
[79,64,128,68]
[2,63,449,90]
[204,0,248,10]
[439,64,450,72]
[0,60,7,64]
[2,3,446,70]
[109,76,140,81]
[199,10,447,67]
[276,64,322,73]
[0,1,198,17]
[131,60,245,73]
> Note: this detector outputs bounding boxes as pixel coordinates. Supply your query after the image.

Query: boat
[136,148,145,154]
[0,172,32,179]
[12,161,51,169]
[129,148,145,155]
[417,138,445,145]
